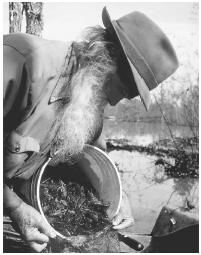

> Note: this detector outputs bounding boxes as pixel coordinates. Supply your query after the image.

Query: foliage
[9,2,23,33]
[107,137,199,179]
[23,2,44,37]
[9,2,44,37]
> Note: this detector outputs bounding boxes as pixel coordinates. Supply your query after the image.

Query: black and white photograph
[3,1,199,253]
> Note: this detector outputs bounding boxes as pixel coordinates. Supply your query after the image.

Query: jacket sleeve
[3,45,27,210]
[3,45,26,117]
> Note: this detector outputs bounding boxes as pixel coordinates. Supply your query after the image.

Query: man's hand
[10,201,56,252]
[112,191,134,230]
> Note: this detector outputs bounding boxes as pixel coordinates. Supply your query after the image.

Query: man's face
[105,74,130,106]
[51,67,108,165]
[105,50,137,105]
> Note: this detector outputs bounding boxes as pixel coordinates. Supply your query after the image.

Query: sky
[3,2,197,41]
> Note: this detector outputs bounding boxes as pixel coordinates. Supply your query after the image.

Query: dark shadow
[145,224,199,253]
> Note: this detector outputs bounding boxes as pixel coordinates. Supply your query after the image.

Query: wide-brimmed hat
[102,7,179,110]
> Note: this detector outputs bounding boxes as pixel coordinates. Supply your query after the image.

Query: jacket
[3,33,79,180]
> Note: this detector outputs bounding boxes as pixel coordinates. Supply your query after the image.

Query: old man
[3,7,178,252]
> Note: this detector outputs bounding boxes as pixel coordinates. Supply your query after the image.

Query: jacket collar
[49,42,79,103]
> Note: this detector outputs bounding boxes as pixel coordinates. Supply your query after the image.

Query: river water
[103,119,196,146]
[103,120,199,236]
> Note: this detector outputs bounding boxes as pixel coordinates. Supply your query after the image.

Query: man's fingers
[113,218,134,230]
[25,228,49,243]
[112,214,122,226]
[38,219,56,239]
[29,241,47,252]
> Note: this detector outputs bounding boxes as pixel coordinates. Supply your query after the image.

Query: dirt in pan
[39,163,112,237]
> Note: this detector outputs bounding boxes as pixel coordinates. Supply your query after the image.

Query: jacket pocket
[4,131,40,179]
[4,148,28,179]
[5,130,40,153]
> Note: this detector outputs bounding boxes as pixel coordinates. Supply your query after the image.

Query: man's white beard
[50,68,107,165]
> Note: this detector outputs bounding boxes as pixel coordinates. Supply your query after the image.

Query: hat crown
[115,11,178,84]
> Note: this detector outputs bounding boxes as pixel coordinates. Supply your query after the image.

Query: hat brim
[102,7,151,110]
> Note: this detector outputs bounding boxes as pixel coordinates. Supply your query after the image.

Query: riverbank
[106,136,198,179]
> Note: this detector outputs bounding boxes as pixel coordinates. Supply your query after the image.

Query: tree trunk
[9,2,23,33]
[23,2,44,37]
